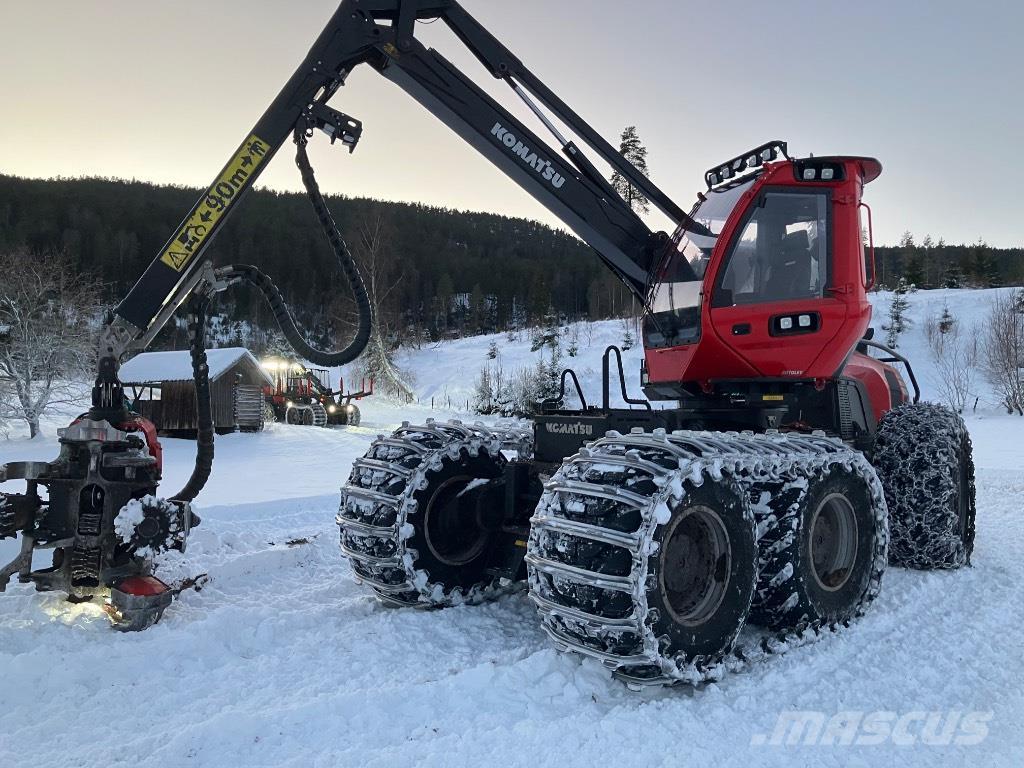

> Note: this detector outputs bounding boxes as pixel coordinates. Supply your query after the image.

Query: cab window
[712,190,830,307]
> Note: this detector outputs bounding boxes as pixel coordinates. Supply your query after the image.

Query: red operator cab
[643,143,910,437]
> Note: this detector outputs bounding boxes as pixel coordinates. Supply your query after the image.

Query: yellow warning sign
[160,134,270,272]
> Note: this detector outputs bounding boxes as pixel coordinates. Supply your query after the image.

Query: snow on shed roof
[119,347,273,386]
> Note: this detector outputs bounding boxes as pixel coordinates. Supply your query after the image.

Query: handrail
[602,345,651,411]
[541,368,588,410]
[860,338,921,403]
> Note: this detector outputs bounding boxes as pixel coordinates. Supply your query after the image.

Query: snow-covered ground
[1,288,1022,767]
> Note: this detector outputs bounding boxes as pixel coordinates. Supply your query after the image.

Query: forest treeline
[0,174,1021,344]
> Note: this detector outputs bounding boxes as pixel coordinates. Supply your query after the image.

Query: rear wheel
[752,463,884,629]
[873,403,975,569]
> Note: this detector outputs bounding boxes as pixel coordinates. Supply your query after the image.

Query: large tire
[751,460,887,629]
[527,431,758,684]
[644,478,758,671]
[260,401,277,430]
[873,403,975,569]
[346,404,361,427]
[339,420,530,607]
[530,430,887,686]
[310,401,328,428]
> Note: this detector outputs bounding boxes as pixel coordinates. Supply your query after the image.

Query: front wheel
[345,404,361,427]
[338,420,528,607]
[873,403,975,569]
[644,479,758,669]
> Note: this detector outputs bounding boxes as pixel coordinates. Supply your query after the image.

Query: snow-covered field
[1,288,1022,767]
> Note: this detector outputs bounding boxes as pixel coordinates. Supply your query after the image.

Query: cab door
[707,188,846,378]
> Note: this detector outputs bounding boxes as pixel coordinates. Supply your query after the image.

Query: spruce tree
[885,278,911,348]
[942,260,964,289]
[904,254,925,288]
[609,126,651,215]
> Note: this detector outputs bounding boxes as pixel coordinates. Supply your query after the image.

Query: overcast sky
[1,0,1020,246]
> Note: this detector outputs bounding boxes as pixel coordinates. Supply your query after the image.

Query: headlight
[328,405,336,414]
[286,401,293,408]
[346,404,355,412]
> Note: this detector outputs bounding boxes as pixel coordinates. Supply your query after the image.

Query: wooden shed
[119,347,273,437]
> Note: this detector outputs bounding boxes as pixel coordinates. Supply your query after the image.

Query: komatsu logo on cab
[491,122,566,189]
[545,422,594,436]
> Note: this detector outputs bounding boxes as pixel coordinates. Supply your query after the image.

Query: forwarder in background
[261,357,372,427]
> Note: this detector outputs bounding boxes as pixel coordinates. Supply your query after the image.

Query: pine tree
[970,238,995,286]
[469,283,485,334]
[622,321,635,351]
[939,305,955,334]
[609,126,651,215]
[435,272,454,332]
[473,364,495,414]
[566,324,580,358]
[904,254,925,288]
[531,308,560,351]
[985,258,1003,288]
[885,278,911,348]
[921,235,935,286]
[942,260,964,289]
[487,340,498,360]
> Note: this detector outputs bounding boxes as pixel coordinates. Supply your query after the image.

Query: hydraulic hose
[170,294,214,503]
[168,129,373,503]
[265,128,372,367]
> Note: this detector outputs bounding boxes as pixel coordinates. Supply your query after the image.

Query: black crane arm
[108,0,702,356]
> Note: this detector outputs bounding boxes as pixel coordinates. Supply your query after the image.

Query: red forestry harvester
[1,0,974,688]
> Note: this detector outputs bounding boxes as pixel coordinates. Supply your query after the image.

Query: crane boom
[111,0,701,353]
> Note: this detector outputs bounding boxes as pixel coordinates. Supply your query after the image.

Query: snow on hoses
[337,419,531,607]
[527,428,888,686]
[873,402,976,569]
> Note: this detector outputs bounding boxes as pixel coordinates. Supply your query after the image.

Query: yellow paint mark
[515,539,528,548]
[160,134,269,272]
[762,394,785,401]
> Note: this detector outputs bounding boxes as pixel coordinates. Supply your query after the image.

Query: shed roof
[119,347,273,386]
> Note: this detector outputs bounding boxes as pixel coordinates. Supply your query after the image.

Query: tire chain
[337,419,533,607]
[873,403,975,568]
[526,428,888,687]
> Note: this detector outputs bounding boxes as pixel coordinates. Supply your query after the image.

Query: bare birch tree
[0,250,101,437]
[925,304,979,413]
[331,214,414,401]
[983,290,1024,414]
